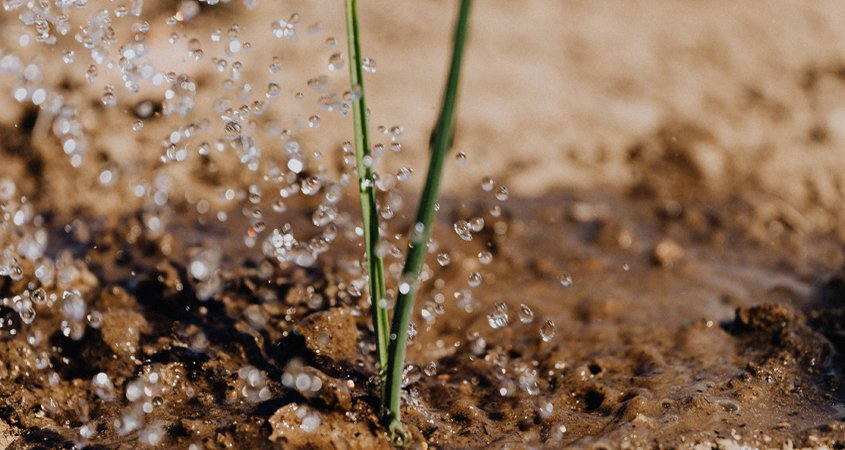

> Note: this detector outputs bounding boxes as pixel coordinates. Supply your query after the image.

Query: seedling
[343,0,473,444]
[344,0,390,391]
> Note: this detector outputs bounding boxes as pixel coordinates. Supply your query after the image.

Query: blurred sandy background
[1,0,845,230]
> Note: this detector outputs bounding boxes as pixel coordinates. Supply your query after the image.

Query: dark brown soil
[1,175,845,449]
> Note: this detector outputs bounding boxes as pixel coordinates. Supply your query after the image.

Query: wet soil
[1,173,845,449]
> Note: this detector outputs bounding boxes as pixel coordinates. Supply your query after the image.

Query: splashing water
[0,2,527,446]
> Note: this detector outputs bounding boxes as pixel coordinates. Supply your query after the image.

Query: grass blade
[383,0,473,444]
[344,0,390,381]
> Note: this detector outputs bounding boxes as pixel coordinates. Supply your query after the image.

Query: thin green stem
[384,0,473,444]
[344,0,389,382]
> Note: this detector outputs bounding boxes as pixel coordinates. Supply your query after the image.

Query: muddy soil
[1,1,845,449]
[1,175,844,449]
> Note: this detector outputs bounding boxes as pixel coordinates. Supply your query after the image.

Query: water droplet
[312,204,337,227]
[478,250,493,265]
[540,319,556,342]
[375,173,396,192]
[269,56,282,73]
[401,363,422,387]
[559,273,573,288]
[31,288,46,305]
[327,53,344,71]
[469,217,485,232]
[550,424,568,440]
[87,310,103,328]
[301,176,322,196]
[210,27,223,42]
[101,85,116,106]
[468,272,482,288]
[307,75,328,93]
[495,185,510,201]
[61,290,86,322]
[489,205,502,217]
[487,303,509,329]
[177,0,200,21]
[31,88,46,105]
[187,38,203,60]
[362,57,376,73]
[266,82,280,98]
[308,115,321,128]
[288,158,304,173]
[18,301,35,324]
[455,152,467,163]
[436,252,450,267]
[396,167,413,182]
[453,220,472,241]
[518,304,534,324]
[423,361,437,376]
[92,372,115,401]
[538,399,554,418]
[518,368,540,395]
[481,176,495,192]
[227,37,241,54]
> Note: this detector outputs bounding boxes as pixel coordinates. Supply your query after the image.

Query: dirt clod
[269,403,389,450]
[297,307,361,364]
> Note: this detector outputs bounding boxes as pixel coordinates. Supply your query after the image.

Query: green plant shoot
[383,0,473,444]
[344,0,389,382]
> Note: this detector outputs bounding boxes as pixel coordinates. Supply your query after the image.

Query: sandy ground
[1,1,845,223]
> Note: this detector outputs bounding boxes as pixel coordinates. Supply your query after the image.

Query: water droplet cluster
[0,1,534,445]
[237,365,272,403]
[281,359,324,395]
